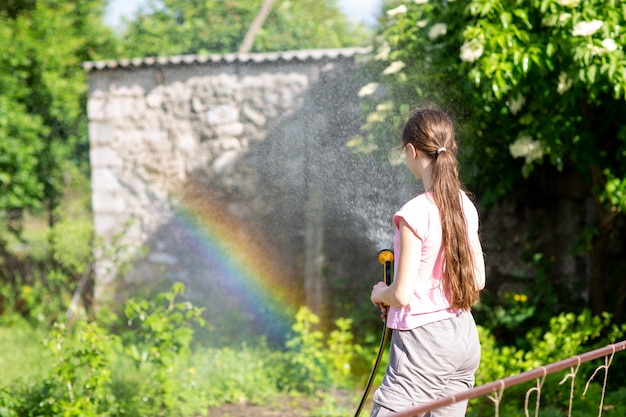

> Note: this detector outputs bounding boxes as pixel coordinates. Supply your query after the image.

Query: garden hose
[354,249,394,417]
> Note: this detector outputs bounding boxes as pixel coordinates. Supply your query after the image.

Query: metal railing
[391,340,626,417]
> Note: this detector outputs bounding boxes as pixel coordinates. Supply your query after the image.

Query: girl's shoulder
[399,191,477,215]
[394,193,437,230]
[399,192,436,211]
[395,193,438,224]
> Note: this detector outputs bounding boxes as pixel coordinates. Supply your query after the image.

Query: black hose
[354,251,393,417]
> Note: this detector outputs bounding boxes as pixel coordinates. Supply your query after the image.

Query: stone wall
[85,48,416,337]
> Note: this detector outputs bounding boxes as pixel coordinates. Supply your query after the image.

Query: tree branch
[239,0,275,54]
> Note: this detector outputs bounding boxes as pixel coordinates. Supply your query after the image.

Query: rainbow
[174,185,298,343]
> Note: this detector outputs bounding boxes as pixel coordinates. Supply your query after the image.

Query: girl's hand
[377,304,388,321]
[370,281,389,321]
[370,281,387,305]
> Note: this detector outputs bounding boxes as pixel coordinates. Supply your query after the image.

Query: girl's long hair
[402,108,480,310]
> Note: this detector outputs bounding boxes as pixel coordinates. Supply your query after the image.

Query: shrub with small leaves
[37,320,117,417]
[122,282,205,415]
[471,309,626,415]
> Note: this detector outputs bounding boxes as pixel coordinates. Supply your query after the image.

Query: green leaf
[588,65,597,83]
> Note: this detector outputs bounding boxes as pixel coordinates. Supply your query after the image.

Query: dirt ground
[206,389,372,417]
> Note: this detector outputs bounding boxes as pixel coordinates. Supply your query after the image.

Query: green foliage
[0,320,49,388]
[40,321,117,416]
[0,167,94,325]
[0,0,119,245]
[0,319,118,417]
[0,283,217,417]
[0,1,118,327]
[356,0,626,315]
[187,343,280,407]
[275,306,366,393]
[0,264,81,326]
[122,282,205,414]
[599,168,626,213]
[0,96,45,216]
[109,340,282,416]
[0,386,23,417]
[119,0,369,57]
[474,252,563,347]
[477,309,624,383]
[327,317,358,378]
[2,297,626,416]
[278,306,332,393]
[48,164,94,276]
[359,0,626,200]
[473,309,626,415]
[475,291,535,336]
[604,387,626,416]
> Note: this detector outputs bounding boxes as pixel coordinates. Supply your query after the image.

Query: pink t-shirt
[386,192,479,330]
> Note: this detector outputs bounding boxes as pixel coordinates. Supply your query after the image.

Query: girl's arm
[470,230,486,290]
[371,218,421,307]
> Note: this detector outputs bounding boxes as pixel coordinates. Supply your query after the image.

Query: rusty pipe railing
[390,339,626,417]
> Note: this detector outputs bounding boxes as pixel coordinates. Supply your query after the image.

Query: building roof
[82,47,370,71]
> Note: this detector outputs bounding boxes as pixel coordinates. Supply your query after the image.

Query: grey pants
[371,311,480,417]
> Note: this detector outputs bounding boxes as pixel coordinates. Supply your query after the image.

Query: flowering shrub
[354,0,626,318]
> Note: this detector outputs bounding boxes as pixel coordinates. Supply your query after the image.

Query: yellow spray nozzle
[377,249,394,265]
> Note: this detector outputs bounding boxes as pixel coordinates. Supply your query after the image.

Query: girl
[370,108,486,417]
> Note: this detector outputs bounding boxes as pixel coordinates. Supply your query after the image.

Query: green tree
[0,0,118,234]
[119,0,369,57]
[0,1,119,314]
[356,0,626,316]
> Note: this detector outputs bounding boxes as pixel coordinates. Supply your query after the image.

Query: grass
[0,320,50,388]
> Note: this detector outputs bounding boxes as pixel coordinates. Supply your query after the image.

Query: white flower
[544,12,571,27]
[382,61,406,75]
[386,5,407,16]
[587,43,604,55]
[366,111,384,125]
[414,0,429,4]
[602,38,618,52]
[557,72,572,95]
[416,20,429,28]
[509,94,525,114]
[558,0,580,7]
[376,101,394,112]
[460,39,484,62]
[375,43,390,61]
[358,83,379,97]
[509,136,544,164]
[428,23,448,40]
[572,20,603,37]
[559,13,572,23]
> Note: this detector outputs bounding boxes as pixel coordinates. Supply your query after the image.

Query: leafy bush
[272,306,368,394]
[0,283,211,417]
[0,319,117,417]
[0,269,74,326]
[471,310,626,416]
[2,287,625,417]
[117,282,205,415]
[187,344,280,407]
[277,306,332,393]
[41,321,117,416]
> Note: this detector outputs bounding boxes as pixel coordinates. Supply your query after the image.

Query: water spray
[354,249,394,417]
